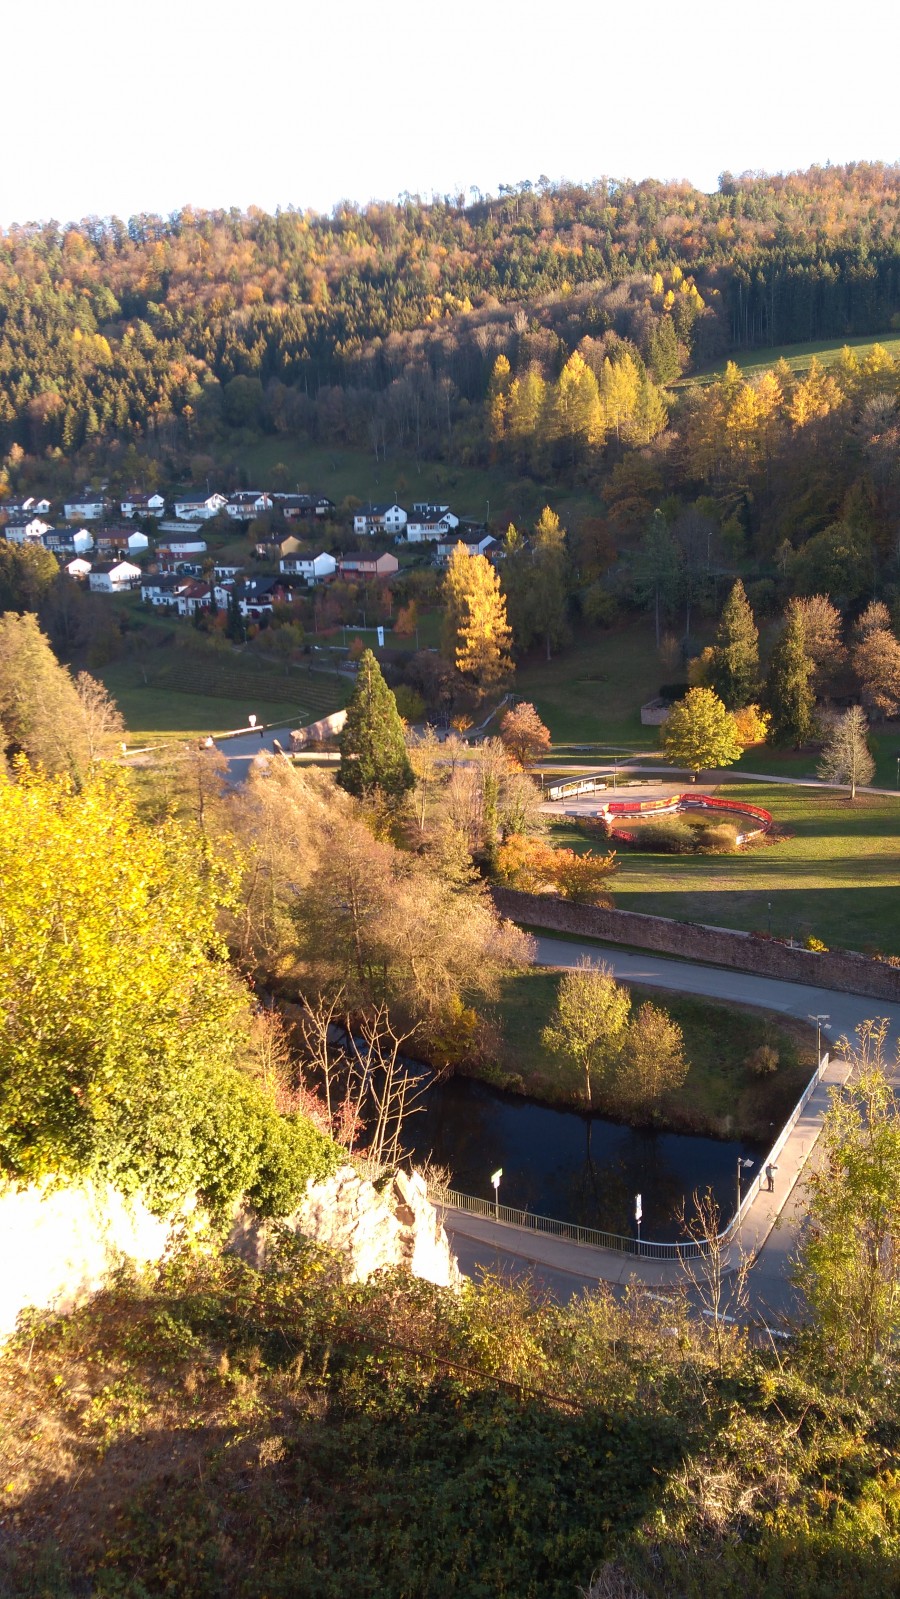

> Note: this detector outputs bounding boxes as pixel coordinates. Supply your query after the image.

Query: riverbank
[466,969,816,1141]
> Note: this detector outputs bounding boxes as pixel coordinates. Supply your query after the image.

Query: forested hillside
[3,163,900,466]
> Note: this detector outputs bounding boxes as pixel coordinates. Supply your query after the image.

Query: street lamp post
[490,1168,502,1221]
[808,1013,830,1068]
[635,1193,642,1250]
[736,1156,754,1221]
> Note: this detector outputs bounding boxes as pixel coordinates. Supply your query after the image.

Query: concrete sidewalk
[439,1056,850,1292]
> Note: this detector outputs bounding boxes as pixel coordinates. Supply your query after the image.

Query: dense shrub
[746,1044,780,1076]
[632,817,696,853]
[694,820,741,852]
[0,764,339,1217]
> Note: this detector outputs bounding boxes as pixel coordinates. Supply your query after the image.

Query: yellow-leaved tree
[442,545,513,695]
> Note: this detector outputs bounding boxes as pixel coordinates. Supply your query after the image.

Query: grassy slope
[610,783,900,954]
[486,968,813,1140]
[683,329,900,385]
[234,437,603,533]
[733,724,900,790]
[99,640,348,741]
[515,622,681,747]
[6,1250,899,1598]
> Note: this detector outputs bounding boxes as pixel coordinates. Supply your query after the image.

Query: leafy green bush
[0,765,338,1217]
[634,817,696,853]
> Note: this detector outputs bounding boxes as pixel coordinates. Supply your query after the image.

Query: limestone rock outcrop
[231,1166,460,1289]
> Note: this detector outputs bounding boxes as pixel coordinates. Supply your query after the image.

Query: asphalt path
[530,934,900,1048]
[215,725,295,781]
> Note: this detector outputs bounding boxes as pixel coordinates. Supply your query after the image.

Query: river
[403,1070,762,1242]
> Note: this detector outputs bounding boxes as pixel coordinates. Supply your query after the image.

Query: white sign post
[490,1168,503,1221]
[248,713,257,730]
[377,625,385,647]
[635,1193,642,1247]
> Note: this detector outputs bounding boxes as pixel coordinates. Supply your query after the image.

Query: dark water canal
[404,1072,763,1242]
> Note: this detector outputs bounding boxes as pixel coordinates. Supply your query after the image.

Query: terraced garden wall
[493,888,900,1004]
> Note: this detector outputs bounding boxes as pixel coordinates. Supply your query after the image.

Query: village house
[65,557,92,580]
[141,574,193,607]
[176,580,213,617]
[3,515,53,544]
[2,496,52,517]
[225,492,272,520]
[352,502,407,536]
[64,496,108,521]
[88,560,142,594]
[435,530,496,561]
[239,575,299,618]
[336,551,399,580]
[93,528,150,558]
[405,508,459,542]
[279,551,337,585]
[157,537,211,562]
[273,493,335,521]
[120,493,165,519]
[213,563,244,579]
[40,529,77,554]
[173,492,226,522]
[255,530,305,560]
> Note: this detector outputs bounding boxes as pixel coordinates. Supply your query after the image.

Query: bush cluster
[629,815,741,854]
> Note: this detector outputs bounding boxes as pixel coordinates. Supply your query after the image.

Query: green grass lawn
[482,968,814,1140]
[683,330,900,386]
[100,644,347,742]
[515,622,688,746]
[734,723,900,790]
[609,782,900,955]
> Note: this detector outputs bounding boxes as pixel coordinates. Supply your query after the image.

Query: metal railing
[429,1053,832,1261]
[546,776,609,801]
[426,1184,710,1260]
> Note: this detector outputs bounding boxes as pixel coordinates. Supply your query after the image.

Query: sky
[4,0,899,226]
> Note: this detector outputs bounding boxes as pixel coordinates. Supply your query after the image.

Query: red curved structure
[602,793,772,844]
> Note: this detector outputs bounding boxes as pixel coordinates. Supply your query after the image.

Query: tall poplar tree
[766,608,816,746]
[338,650,414,801]
[442,546,513,694]
[710,579,759,709]
[531,507,570,661]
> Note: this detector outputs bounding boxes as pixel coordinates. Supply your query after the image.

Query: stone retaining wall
[493,888,900,1003]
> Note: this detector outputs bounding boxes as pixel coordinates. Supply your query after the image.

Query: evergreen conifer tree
[338,650,414,801]
[766,608,816,746]
[710,579,759,709]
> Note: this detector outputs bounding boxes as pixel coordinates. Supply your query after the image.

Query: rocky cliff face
[0,1165,460,1343]
[231,1166,461,1289]
[0,1181,197,1344]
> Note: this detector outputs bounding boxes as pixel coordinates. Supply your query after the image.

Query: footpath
[439,1056,850,1294]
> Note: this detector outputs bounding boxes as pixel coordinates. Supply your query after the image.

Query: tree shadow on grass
[1,1391,699,1599]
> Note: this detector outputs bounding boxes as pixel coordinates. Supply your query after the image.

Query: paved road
[531,934,900,1047]
[214,724,295,781]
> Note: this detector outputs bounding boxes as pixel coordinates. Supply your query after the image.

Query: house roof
[143,574,188,591]
[274,493,334,508]
[360,502,405,516]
